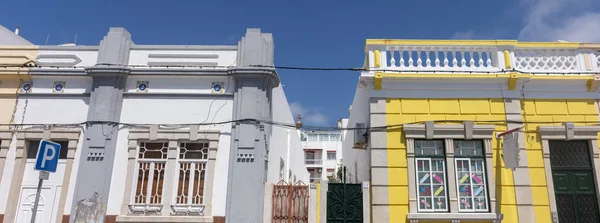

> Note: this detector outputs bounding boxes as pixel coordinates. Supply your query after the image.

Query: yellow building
[343,40,600,223]
[0,25,37,222]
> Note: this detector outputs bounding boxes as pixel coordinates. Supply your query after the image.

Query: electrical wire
[1,118,598,133]
[2,63,599,76]
[3,63,598,131]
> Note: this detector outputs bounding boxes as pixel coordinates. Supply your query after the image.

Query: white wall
[301,132,343,181]
[37,48,99,67]
[0,75,90,214]
[106,76,234,217]
[269,85,309,184]
[342,81,370,183]
[128,49,237,67]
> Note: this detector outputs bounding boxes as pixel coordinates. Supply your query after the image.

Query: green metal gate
[550,140,600,223]
[327,167,363,223]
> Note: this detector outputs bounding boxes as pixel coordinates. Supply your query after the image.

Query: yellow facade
[378,99,600,222]
[384,99,517,223]
[358,37,600,223]
[522,99,599,223]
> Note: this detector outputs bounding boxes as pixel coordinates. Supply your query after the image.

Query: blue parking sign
[34,139,61,173]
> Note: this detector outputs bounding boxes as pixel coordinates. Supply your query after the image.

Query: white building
[300,119,347,183]
[0,25,308,223]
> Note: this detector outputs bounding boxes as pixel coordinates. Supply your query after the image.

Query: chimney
[14,26,19,35]
[295,115,303,130]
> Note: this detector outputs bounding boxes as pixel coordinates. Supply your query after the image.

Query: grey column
[70,28,132,223]
[225,28,279,223]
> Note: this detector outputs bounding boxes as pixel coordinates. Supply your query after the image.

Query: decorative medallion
[137,81,149,92]
[53,81,65,93]
[22,82,32,92]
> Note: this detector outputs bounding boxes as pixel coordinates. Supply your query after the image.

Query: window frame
[403,122,497,222]
[124,128,220,216]
[327,151,336,160]
[453,140,489,213]
[174,142,210,207]
[131,142,168,207]
[414,140,449,213]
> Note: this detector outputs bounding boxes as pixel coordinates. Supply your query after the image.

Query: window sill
[407,213,500,222]
[128,204,163,214]
[116,215,213,223]
[171,204,206,215]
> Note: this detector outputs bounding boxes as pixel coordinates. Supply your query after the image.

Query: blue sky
[2,0,600,126]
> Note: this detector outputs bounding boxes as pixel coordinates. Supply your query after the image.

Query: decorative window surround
[2,127,81,223]
[121,126,219,218]
[404,122,499,223]
[537,124,600,223]
[0,130,14,184]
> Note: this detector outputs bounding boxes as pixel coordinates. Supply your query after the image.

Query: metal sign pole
[31,171,48,223]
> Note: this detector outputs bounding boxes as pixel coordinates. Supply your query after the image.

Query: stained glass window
[454,140,488,212]
[414,140,448,212]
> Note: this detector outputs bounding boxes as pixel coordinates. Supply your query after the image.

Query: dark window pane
[578,194,600,223]
[549,140,591,168]
[455,140,484,157]
[27,140,69,159]
[414,140,445,157]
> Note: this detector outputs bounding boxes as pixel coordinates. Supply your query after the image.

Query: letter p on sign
[34,139,62,173]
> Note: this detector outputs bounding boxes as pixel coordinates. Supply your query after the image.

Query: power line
[1,63,599,75]
[1,119,597,132]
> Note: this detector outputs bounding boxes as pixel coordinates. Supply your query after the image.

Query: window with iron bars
[131,141,209,214]
[133,142,168,209]
[175,142,208,207]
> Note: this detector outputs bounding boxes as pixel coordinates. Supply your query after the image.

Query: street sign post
[31,139,61,223]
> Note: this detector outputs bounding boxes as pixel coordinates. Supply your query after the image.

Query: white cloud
[290,102,328,126]
[452,30,475,39]
[518,0,600,42]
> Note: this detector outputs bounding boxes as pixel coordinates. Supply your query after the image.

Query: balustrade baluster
[469,51,475,67]
[461,51,467,67]
[435,51,440,67]
[452,51,458,68]
[408,50,414,67]
[389,49,396,67]
[399,49,405,68]
[417,50,423,68]
[443,51,449,67]
[426,51,431,67]
[486,51,492,68]
[478,51,484,68]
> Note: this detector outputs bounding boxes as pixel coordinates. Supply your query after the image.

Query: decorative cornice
[129,67,229,76]
[537,125,600,140]
[403,123,496,139]
[85,65,131,77]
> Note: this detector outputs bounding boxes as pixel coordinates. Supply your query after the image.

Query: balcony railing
[305,159,323,165]
[365,40,600,74]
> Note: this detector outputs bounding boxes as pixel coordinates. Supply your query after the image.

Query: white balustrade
[368,42,600,74]
[513,48,581,73]
[382,46,499,72]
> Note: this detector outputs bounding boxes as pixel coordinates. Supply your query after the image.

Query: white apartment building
[301,119,347,183]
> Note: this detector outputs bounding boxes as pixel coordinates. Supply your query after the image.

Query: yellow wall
[521,99,599,223]
[0,46,37,130]
[385,98,517,223]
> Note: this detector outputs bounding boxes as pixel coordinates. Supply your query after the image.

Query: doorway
[550,140,600,223]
